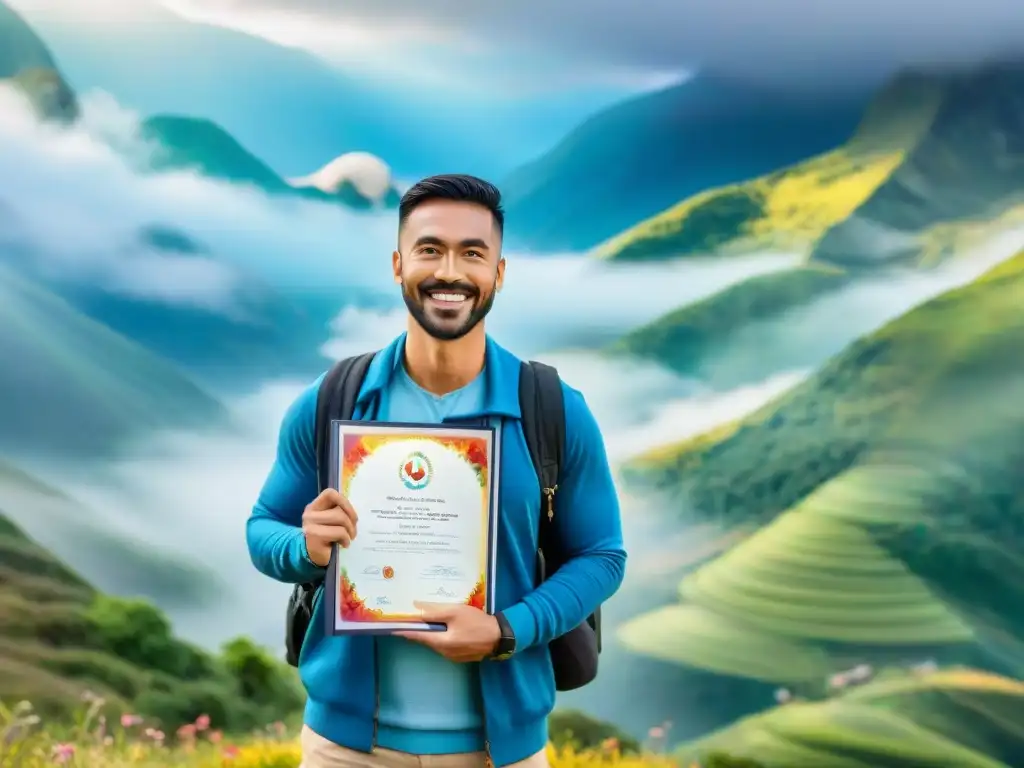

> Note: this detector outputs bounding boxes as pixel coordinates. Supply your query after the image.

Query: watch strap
[492,611,516,659]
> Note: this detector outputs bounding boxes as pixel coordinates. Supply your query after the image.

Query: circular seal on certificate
[382,565,395,579]
[399,451,433,490]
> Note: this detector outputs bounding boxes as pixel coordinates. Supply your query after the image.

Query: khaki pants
[300,726,549,768]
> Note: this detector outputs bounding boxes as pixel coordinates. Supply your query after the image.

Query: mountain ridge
[0,0,77,121]
[501,72,870,252]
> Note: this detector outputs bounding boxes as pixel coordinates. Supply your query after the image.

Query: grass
[0,697,714,768]
[676,667,1024,767]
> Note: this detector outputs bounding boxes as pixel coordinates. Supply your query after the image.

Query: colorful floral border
[339,570,488,622]
[342,434,489,494]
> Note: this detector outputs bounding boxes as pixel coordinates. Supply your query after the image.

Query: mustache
[416,279,480,297]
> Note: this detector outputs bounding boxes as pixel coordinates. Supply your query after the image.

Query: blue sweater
[246,334,627,766]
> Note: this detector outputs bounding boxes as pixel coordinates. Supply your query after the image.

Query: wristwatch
[491,612,516,660]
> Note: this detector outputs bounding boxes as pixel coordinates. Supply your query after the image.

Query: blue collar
[356,332,523,419]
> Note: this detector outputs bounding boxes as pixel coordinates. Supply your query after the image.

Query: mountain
[594,72,944,263]
[619,248,1024,683]
[42,230,346,387]
[500,73,870,251]
[608,263,851,378]
[10,0,628,180]
[137,115,399,209]
[812,60,1024,267]
[0,0,76,121]
[0,460,217,609]
[140,115,291,194]
[677,668,1024,768]
[597,61,1024,265]
[599,62,1024,385]
[0,261,226,460]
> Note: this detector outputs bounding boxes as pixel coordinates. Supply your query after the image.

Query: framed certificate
[324,421,499,634]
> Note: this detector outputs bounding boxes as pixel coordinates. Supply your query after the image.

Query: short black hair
[398,174,504,235]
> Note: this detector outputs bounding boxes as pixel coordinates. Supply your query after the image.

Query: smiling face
[393,198,505,342]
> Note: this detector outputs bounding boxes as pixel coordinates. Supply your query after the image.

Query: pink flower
[601,737,620,752]
[120,713,144,728]
[223,744,240,759]
[208,729,223,744]
[648,726,665,739]
[52,744,75,763]
[177,723,197,740]
[195,714,211,731]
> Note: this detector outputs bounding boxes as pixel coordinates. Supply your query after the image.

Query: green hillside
[140,115,292,193]
[0,0,77,121]
[596,61,1024,267]
[0,262,226,458]
[813,60,1024,267]
[501,73,868,252]
[619,248,1024,683]
[678,668,1024,768]
[593,71,943,263]
[0,499,303,729]
[139,115,399,210]
[608,264,850,374]
[0,461,217,608]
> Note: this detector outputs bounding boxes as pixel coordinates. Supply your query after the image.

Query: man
[247,174,626,768]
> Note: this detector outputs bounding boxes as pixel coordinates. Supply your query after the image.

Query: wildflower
[177,723,197,740]
[601,737,619,752]
[52,743,75,763]
[774,687,792,704]
[12,701,32,716]
[120,713,144,728]
[208,729,224,744]
[271,720,287,737]
[223,744,240,759]
[849,663,873,682]
[648,726,664,739]
[828,672,849,690]
[195,713,211,731]
[104,736,114,746]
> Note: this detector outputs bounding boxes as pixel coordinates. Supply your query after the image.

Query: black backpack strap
[314,351,377,493]
[518,360,565,582]
[285,351,377,668]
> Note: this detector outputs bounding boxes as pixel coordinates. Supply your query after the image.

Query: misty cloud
[166,0,1024,91]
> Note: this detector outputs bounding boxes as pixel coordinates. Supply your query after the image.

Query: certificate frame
[324,420,499,636]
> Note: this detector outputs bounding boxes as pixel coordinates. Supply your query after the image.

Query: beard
[403,277,497,341]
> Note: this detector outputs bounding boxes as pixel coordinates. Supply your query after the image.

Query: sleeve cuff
[502,601,539,652]
[291,528,327,583]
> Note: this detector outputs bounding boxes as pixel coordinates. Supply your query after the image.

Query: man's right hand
[302,489,358,567]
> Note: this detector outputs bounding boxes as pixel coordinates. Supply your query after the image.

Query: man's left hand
[395,601,501,662]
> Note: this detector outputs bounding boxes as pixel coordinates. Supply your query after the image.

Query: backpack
[283,351,602,692]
